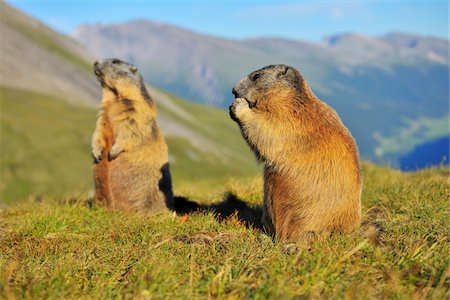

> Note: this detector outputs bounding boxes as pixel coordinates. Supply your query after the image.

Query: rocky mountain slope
[73,21,449,166]
[0,2,97,105]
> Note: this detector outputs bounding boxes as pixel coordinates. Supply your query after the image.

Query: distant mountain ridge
[73,20,449,166]
[73,21,448,104]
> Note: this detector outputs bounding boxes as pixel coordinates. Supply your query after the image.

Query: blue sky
[6,0,449,41]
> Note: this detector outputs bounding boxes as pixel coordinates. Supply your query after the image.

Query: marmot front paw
[108,143,124,161]
[229,98,249,121]
[92,146,104,164]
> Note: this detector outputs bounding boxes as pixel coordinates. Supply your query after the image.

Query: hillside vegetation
[0,86,96,204]
[0,86,258,204]
[1,164,448,298]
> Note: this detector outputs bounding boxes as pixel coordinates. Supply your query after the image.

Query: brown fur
[230,64,362,242]
[91,58,173,212]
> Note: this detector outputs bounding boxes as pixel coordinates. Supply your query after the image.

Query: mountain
[73,21,449,166]
[0,3,259,203]
[0,2,97,105]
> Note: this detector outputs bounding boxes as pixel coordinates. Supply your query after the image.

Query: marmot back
[92,58,173,212]
[230,64,362,242]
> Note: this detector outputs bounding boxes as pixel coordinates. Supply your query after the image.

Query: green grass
[0,86,97,204]
[166,137,259,180]
[0,164,448,298]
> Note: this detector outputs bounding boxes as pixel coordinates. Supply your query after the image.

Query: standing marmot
[229,64,361,242]
[92,58,173,212]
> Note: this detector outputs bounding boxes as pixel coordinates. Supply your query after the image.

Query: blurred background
[1,0,448,204]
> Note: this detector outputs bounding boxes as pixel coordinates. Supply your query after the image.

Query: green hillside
[153,88,259,179]
[1,165,448,298]
[0,86,258,204]
[0,86,96,203]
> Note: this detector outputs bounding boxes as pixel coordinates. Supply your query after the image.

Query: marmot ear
[278,66,292,78]
[130,66,138,74]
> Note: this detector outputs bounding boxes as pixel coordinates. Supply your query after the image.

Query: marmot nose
[232,87,239,98]
[93,59,104,67]
[93,60,103,76]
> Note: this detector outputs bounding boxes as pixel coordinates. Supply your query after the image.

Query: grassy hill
[0,86,96,203]
[0,85,258,204]
[1,164,448,298]
[153,88,259,180]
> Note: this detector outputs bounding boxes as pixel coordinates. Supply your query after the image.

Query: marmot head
[232,64,312,108]
[93,58,151,101]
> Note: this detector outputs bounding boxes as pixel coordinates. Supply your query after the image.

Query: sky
[6,0,449,42]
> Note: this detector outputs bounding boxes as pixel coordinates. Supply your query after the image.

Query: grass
[0,86,97,204]
[0,164,448,298]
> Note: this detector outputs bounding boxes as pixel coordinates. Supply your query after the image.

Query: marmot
[92,58,173,212]
[229,64,362,242]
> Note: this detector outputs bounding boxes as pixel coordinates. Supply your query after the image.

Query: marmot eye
[252,73,260,81]
[112,59,120,64]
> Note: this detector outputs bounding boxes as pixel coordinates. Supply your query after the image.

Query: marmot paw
[229,98,249,121]
[92,147,103,164]
[108,143,123,161]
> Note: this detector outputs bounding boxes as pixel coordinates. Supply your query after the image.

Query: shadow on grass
[173,193,384,247]
[173,192,263,230]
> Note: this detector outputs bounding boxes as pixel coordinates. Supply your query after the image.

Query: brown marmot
[91,58,173,212]
[229,64,362,242]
